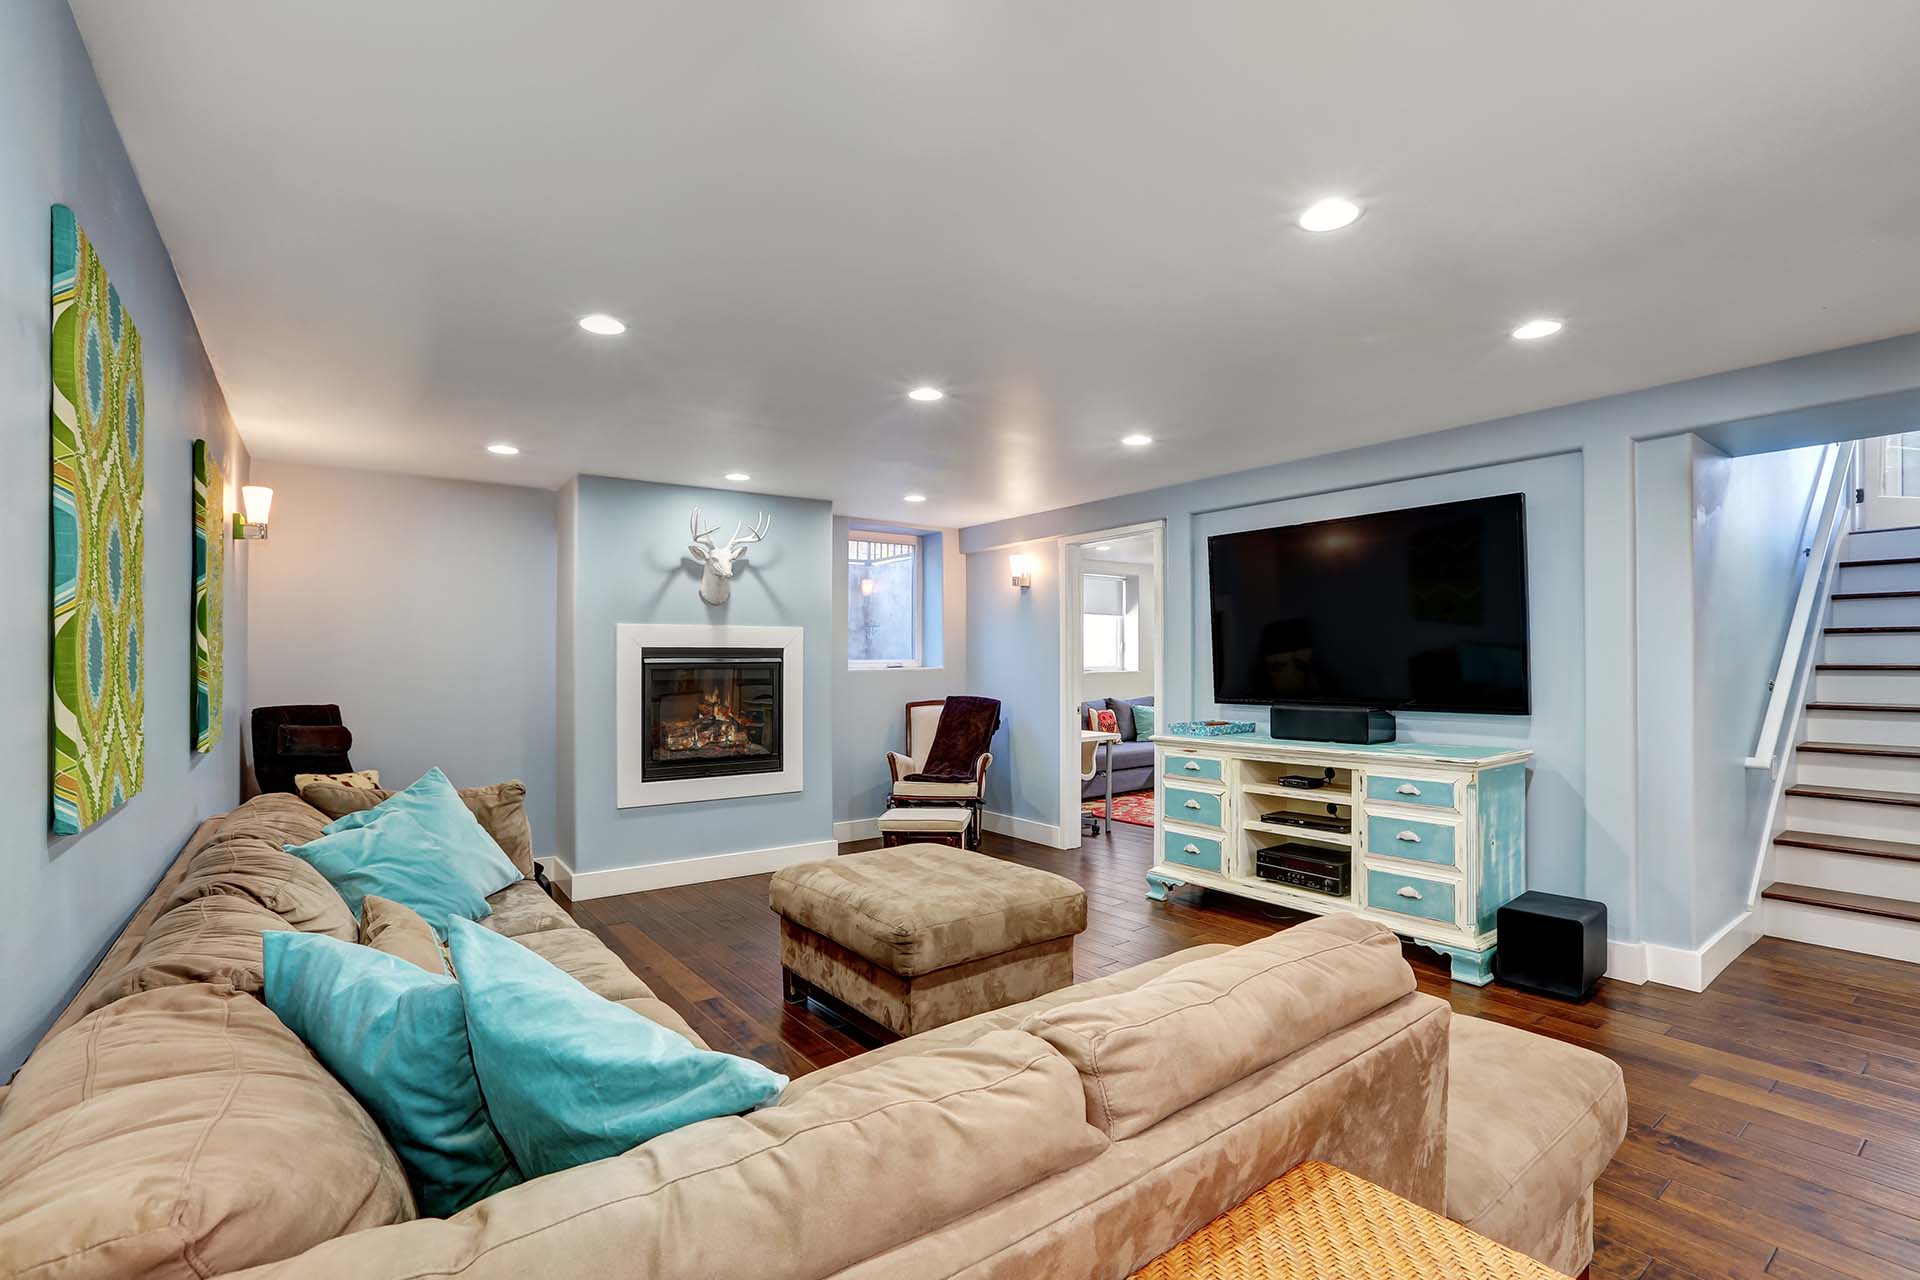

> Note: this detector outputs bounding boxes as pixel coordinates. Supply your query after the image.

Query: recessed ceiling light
[903,493,927,503]
[1121,433,1154,448]
[1297,197,1362,233]
[577,313,626,336]
[723,472,751,483]
[486,443,520,456]
[1092,544,1112,551]
[907,386,945,402]
[1511,318,1564,341]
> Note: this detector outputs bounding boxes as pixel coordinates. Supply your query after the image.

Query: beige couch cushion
[512,927,652,1002]
[70,896,298,1021]
[482,878,573,937]
[1446,1014,1627,1258]
[160,831,355,939]
[1022,914,1415,1138]
[0,983,413,1279]
[208,1030,1104,1280]
[301,779,536,876]
[359,895,449,974]
[769,845,1087,977]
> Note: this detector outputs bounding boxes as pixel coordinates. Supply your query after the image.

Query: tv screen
[1207,494,1530,715]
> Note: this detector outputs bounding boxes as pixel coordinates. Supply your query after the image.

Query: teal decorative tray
[1169,720,1258,737]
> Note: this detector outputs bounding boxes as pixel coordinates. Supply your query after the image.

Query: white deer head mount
[687,507,770,606]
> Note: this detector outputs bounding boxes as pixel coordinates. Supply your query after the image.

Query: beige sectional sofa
[0,794,1625,1279]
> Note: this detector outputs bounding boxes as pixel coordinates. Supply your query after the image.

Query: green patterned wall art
[193,440,225,752]
[51,205,144,835]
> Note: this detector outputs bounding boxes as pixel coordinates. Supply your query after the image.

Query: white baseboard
[983,810,1073,850]
[1603,909,1761,992]
[832,817,881,843]
[540,839,837,900]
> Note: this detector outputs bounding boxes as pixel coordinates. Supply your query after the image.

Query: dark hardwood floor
[567,818,1920,1280]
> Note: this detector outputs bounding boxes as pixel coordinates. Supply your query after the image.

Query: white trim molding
[832,817,882,843]
[615,623,804,808]
[1603,910,1761,992]
[983,810,1072,850]
[541,839,836,900]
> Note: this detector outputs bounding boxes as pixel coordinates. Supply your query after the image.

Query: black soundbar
[1270,704,1396,745]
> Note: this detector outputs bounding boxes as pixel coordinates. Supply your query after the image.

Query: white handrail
[1745,440,1857,771]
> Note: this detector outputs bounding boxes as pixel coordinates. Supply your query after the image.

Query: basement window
[848,532,922,668]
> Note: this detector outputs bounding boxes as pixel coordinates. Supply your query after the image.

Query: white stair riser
[1803,710,1920,747]
[1832,597,1920,627]
[1784,794,1920,843]
[1814,670,1920,702]
[1764,899,1920,964]
[1838,563,1920,593]
[1846,528,1920,558]
[1820,632,1920,663]
[1792,754,1920,792]
[1774,846,1920,900]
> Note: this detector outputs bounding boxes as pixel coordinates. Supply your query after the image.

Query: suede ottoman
[770,845,1088,1037]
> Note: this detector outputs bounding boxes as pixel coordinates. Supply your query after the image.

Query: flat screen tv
[1207,493,1530,715]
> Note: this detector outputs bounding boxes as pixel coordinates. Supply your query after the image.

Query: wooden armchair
[886,698,997,848]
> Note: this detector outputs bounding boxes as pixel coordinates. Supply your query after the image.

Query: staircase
[1763,524,1920,962]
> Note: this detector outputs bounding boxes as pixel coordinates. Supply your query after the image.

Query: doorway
[1058,522,1166,847]
[1861,432,1920,530]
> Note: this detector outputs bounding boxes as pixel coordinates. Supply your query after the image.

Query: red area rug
[1083,790,1155,828]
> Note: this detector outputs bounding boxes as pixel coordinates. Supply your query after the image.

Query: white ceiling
[71,1,1920,527]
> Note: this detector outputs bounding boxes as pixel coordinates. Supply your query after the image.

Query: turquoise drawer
[1367,868,1457,926]
[1164,785,1224,830]
[1365,774,1456,810]
[1162,829,1223,874]
[1163,753,1224,783]
[1365,815,1458,868]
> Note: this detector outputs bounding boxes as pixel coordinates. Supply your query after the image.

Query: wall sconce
[859,577,876,597]
[232,485,273,541]
[1009,554,1034,590]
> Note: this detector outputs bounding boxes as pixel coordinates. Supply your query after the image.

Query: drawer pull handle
[1183,761,1203,771]
[1184,799,1202,810]
[1395,783,1422,796]
[1396,830,1422,843]
[1397,886,1423,900]
[1183,844,1201,855]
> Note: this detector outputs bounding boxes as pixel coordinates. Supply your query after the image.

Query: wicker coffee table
[1129,1161,1574,1280]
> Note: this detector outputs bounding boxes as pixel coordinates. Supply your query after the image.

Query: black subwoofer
[1494,890,1608,1000]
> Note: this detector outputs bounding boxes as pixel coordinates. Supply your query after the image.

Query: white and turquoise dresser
[1148,731,1529,984]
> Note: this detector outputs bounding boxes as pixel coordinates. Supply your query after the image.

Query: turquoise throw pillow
[447,917,788,1179]
[1134,705,1157,736]
[287,767,520,932]
[262,930,521,1217]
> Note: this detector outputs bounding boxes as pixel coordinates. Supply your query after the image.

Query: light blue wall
[968,539,1063,823]
[962,332,1920,948]
[246,462,559,845]
[559,476,834,872]
[831,518,970,828]
[1,0,252,1076]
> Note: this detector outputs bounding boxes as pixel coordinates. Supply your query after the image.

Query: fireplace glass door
[640,648,784,782]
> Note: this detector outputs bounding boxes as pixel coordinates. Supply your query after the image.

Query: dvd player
[1260,810,1351,835]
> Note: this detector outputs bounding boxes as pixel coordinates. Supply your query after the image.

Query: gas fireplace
[640,647,784,783]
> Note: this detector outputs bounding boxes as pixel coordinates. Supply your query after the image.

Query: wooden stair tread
[1774,829,1920,862]
[1833,590,1920,600]
[1805,702,1920,713]
[1797,740,1920,758]
[1816,663,1920,671]
[1840,556,1920,568]
[1785,782,1920,807]
[1825,625,1920,634]
[1762,882,1920,923]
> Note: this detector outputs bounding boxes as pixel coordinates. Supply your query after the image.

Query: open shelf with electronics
[1148,731,1530,986]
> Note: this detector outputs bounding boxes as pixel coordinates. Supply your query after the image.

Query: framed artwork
[193,439,225,752]
[51,204,144,835]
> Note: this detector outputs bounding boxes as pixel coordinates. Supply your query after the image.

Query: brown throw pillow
[294,768,381,792]
[359,895,450,975]
[300,778,535,877]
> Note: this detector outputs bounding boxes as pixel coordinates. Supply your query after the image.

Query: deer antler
[689,507,720,547]
[725,512,771,551]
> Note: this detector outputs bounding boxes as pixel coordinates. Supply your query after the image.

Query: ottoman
[876,805,973,848]
[770,845,1089,1037]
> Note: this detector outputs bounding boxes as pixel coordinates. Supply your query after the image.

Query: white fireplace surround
[615,623,804,808]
